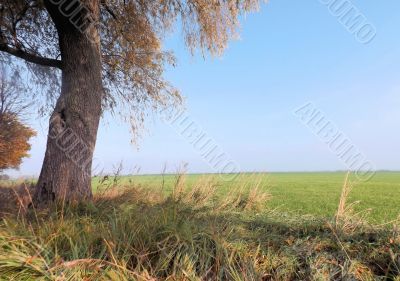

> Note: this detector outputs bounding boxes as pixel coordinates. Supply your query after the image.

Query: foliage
[0,66,35,171]
[0,113,36,171]
[0,0,262,134]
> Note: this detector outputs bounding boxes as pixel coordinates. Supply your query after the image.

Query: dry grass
[335,172,372,234]
[0,182,34,217]
[0,174,399,280]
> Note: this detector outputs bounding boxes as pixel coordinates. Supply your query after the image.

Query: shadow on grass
[0,184,399,280]
[0,182,34,217]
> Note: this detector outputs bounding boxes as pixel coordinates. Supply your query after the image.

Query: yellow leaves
[0,114,36,171]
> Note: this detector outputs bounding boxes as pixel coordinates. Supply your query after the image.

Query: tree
[0,0,261,205]
[0,114,36,171]
[0,67,36,172]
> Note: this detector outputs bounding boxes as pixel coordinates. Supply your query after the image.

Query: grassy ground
[0,172,399,280]
[93,172,400,224]
[0,175,400,280]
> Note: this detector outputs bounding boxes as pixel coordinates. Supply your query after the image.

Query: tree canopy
[0,67,36,171]
[0,0,261,127]
[0,113,36,171]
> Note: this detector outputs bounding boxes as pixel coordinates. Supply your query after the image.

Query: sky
[8,0,400,177]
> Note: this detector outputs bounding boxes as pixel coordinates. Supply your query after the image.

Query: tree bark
[34,1,103,205]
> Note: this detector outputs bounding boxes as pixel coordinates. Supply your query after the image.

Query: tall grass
[335,172,371,234]
[0,173,399,280]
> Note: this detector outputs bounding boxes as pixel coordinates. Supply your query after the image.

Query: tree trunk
[34,5,103,205]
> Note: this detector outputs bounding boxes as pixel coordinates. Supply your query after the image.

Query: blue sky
[9,0,400,176]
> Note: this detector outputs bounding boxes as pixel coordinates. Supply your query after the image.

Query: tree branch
[0,44,62,69]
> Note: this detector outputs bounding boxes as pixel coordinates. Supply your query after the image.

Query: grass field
[93,172,400,224]
[1,171,400,279]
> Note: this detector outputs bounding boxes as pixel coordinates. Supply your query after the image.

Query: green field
[1,171,400,279]
[93,171,400,224]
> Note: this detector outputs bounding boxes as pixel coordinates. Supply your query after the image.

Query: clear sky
[9,0,400,177]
